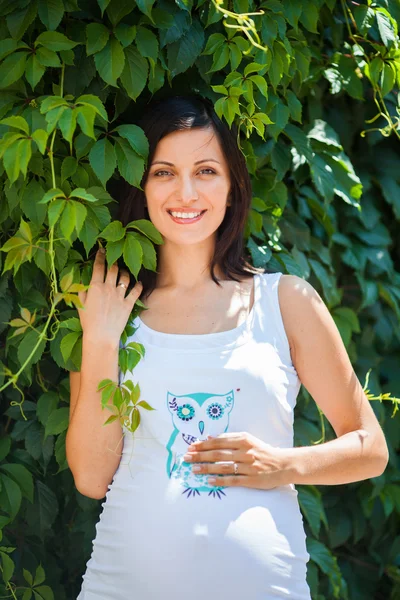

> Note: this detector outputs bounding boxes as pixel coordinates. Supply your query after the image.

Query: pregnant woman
[66,94,388,599]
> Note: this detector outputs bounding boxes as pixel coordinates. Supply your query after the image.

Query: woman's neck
[155,239,223,290]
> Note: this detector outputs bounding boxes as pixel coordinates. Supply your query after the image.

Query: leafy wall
[0,0,400,599]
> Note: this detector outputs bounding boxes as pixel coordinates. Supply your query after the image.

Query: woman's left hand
[183,431,292,489]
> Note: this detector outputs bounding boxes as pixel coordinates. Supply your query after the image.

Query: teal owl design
[166,391,234,499]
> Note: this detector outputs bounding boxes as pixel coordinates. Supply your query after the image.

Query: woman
[67,95,389,599]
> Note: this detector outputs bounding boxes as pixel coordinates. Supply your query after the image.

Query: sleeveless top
[77,272,311,600]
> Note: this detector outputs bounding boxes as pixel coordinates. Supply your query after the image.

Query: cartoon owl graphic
[166,390,234,498]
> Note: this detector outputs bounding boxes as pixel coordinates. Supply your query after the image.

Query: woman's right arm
[65,248,143,500]
[66,337,122,500]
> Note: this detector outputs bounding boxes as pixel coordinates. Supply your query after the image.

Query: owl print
[166,391,234,499]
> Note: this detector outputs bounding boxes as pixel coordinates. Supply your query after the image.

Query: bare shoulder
[276,274,327,357]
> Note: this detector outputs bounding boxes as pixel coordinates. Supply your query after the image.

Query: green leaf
[0,115,29,134]
[0,464,34,503]
[381,62,396,97]
[60,331,80,363]
[120,46,148,101]
[75,94,108,121]
[16,138,32,178]
[89,137,116,187]
[126,219,163,244]
[0,38,18,62]
[35,47,61,67]
[135,26,158,62]
[35,31,80,51]
[250,75,268,99]
[114,124,149,159]
[69,188,98,202]
[6,2,37,40]
[61,156,77,183]
[100,220,126,242]
[3,141,21,183]
[21,180,47,226]
[0,437,11,462]
[23,569,33,586]
[114,23,136,48]
[376,9,397,49]
[86,23,109,55]
[44,407,70,437]
[286,89,302,122]
[167,19,204,78]
[59,200,87,240]
[115,137,145,188]
[298,486,327,537]
[106,238,124,265]
[0,51,28,89]
[354,5,375,35]
[76,106,96,139]
[36,391,59,426]
[299,0,319,33]
[17,328,47,368]
[137,233,157,271]
[31,129,48,154]
[206,43,229,74]
[136,0,156,22]
[307,119,343,150]
[202,33,225,55]
[98,0,112,16]
[34,480,59,534]
[123,234,143,278]
[0,474,22,520]
[0,550,14,583]
[38,188,66,204]
[94,37,125,87]
[57,107,78,143]
[59,317,82,332]
[38,0,64,31]
[306,537,341,596]
[105,0,134,25]
[33,564,46,587]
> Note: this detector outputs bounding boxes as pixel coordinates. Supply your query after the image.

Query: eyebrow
[150,159,221,167]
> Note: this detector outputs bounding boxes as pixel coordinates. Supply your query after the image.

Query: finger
[189,435,243,451]
[207,475,248,487]
[184,449,243,463]
[125,281,143,306]
[105,261,119,286]
[117,269,131,287]
[190,461,249,476]
[90,248,107,284]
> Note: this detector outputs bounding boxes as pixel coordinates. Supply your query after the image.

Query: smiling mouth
[167,210,207,224]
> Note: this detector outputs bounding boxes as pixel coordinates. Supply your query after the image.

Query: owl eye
[207,403,224,420]
[177,403,195,421]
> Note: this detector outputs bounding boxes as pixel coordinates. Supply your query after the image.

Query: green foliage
[0,0,399,598]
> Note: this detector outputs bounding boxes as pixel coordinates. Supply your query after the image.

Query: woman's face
[143,127,231,247]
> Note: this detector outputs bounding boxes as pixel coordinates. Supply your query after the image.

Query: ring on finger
[117,282,128,289]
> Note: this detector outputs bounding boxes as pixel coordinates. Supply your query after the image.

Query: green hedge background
[0,0,400,599]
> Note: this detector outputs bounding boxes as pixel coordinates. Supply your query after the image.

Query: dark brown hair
[117,93,262,299]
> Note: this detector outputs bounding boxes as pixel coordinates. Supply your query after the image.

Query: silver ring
[233,462,238,475]
[117,282,127,289]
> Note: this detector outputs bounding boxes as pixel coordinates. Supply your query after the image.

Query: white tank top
[77,272,311,600]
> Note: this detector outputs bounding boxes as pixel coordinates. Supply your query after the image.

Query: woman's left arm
[277,274,389,485]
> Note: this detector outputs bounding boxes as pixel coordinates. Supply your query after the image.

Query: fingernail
[99,247,105,254]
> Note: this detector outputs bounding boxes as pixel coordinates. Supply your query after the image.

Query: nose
[178,174,199,203]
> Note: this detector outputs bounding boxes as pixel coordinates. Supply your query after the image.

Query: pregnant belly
[78,461,311,600]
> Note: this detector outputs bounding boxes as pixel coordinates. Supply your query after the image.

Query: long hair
[117,94,263,299]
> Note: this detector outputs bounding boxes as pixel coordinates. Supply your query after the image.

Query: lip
[167,209,207,225]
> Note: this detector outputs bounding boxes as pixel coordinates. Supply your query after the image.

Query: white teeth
[170,211,202,219]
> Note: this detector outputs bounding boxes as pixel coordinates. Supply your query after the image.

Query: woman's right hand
[76,247,143,346]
